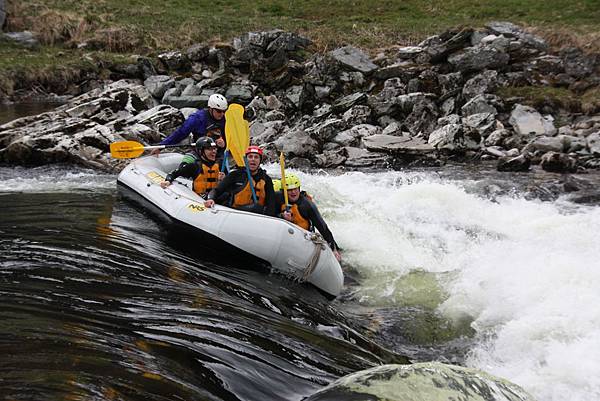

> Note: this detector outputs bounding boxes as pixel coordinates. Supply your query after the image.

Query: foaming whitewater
[0,165,115,193]
[283,167,600,401]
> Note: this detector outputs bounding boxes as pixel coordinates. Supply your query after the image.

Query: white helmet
[208,94,228,111]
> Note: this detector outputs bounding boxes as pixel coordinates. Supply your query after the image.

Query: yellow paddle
[224,104,250,167]
[279,152,289,209]
[109,141,190,159]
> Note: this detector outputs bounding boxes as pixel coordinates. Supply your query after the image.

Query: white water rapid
[294,168,600,401]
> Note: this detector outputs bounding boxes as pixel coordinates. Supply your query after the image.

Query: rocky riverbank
[1,21,600,176]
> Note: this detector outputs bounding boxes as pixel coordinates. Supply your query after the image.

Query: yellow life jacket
[280,203,310,230]
[192,162,219,195]
[233,177,266,207]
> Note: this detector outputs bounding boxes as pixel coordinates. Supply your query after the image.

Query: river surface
[1,163,599,401]
[0,102,64,125]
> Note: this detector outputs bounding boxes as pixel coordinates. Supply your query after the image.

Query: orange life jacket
[233,177,266,207]
[280,203,310,230]
[192,162,219,195]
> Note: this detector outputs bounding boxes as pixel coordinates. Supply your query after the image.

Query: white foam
[273,168,600,401]
[0,166,116,192]
[440,203,600,401]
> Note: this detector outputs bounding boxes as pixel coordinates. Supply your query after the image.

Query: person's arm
[160,112,204,145]
[304,199,338,251]
[206,169,239,203]
[305,200,341,261]
[273,192,285,217]
[161,157,198,188]
[166,161,197,182]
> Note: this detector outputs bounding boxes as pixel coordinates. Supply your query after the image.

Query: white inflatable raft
[117,153,344,297]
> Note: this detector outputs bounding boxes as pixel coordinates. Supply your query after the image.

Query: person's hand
[204,199,215,208]
[282,210,293,222]
[218,172,225,181]
[160,180,171,189]
[215,137,225,148]
[333,249,342,262]
[151,148,161,157]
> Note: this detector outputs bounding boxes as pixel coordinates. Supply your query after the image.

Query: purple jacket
[159,108,226,145]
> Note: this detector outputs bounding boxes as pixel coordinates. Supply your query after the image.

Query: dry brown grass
[35,10,90,45]
[5,3,141,53]
[173,20,206,49]
[6,3,93,46]
[498,85,600,116]
[530,27,600,54]
[87,27,141,53]
[581,87,600,114]
[0,75,15,98]
[5,2,30,32]
[295,25,396,55]
[12,65,88,95]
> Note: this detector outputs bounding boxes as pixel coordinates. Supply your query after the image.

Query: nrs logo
[187,203,206,212]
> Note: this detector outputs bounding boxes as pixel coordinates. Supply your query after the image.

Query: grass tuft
[497,85,600,115]
[532,27,600,54]
[35,10,89,45]
[87,27,141,53]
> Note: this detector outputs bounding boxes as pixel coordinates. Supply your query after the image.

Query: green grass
[2,0,600,96]
[497,85,600,114]
[8,0,600,51]
[0,37,134,95]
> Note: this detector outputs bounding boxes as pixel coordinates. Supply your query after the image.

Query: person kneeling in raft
[204,146,276,216]
[275,174,342,262]
[160,137,224,198]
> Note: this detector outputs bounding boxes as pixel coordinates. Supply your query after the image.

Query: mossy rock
[304,362,536,401]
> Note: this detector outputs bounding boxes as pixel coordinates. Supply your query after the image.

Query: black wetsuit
[164,153,219,196]
[275,191,339,251]
[207,168,276,216]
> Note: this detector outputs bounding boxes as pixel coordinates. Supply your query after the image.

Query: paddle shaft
[279,152,289,209]
[243,156,258,204]
[145,144,189,151]
[221,149,230,173]
[110,140,193,159]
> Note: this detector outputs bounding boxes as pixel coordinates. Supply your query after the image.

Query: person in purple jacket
[151,93,228,164]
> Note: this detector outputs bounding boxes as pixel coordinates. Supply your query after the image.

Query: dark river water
[0,102,63,125]
[2,164,600,401]
[0,105,416,400]
[0,167,415,401]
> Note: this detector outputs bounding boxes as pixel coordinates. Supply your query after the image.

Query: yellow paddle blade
[280,152,289,206]
[225,104,250,167]
[110,141,145,159]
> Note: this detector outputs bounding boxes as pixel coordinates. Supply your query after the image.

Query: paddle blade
[110,141,145,159]
[225,104,250,167]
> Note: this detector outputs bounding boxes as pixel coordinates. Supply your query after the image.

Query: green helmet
[273,179,282,192]
[285,174,301,190]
